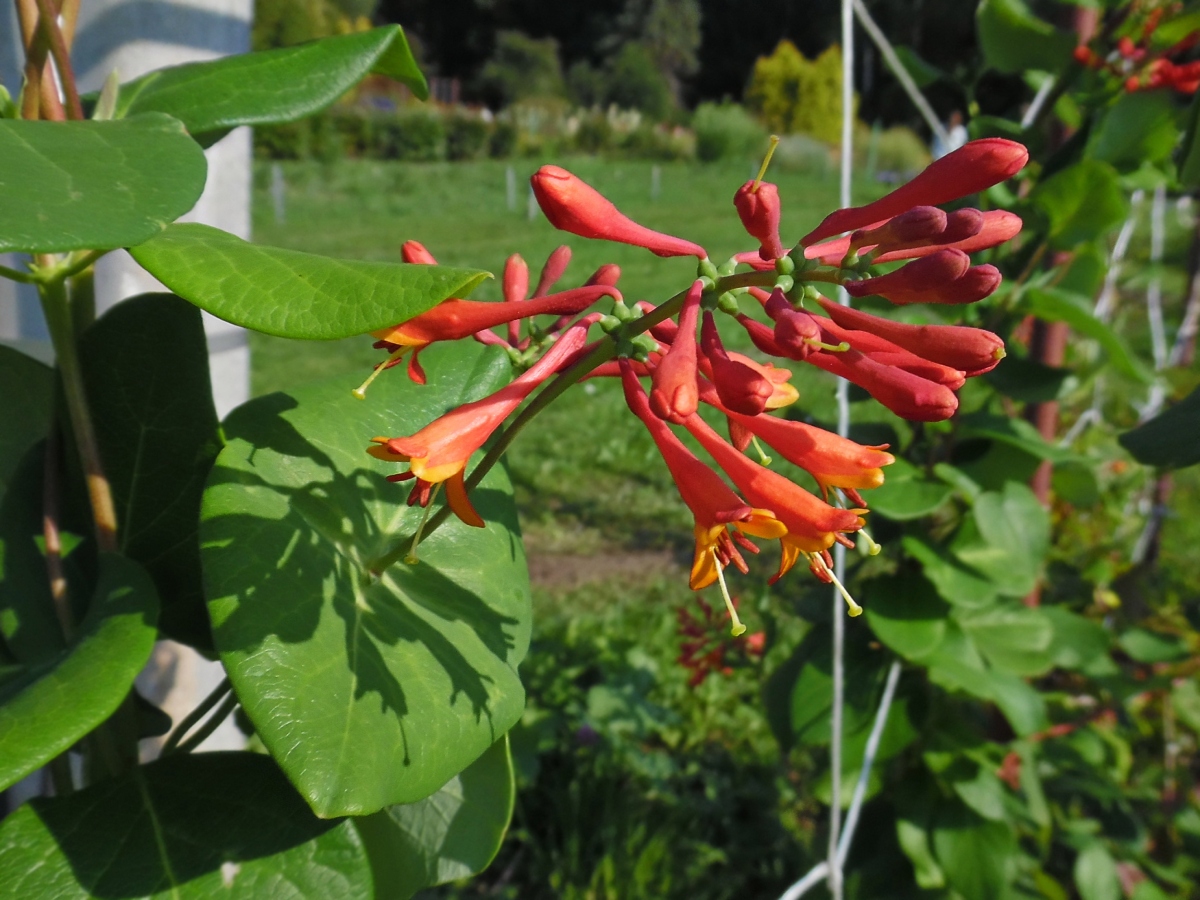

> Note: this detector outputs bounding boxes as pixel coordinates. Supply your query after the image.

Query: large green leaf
[977,0,1075,74]
[865,570,948,661]
[1119,384,1200,468]
[866,457,954,521]
[1042,607,1113,674]
[1030,160,1130,251]
[202,340,531,817]
[0,115,207,254]
[0,552,158,792]
[903,535,997,610]
[110,26,428,146]
[1025,288,1152,383]
[958,605,1056,676]
[82,294,221,647]
[1088,91,1181,172]
[0,752,371,898]
[953,482,1050,599]
[932,800,1016,900]
[130,223,491,340]
[355,736,514,899]
[1075,842,1121,900]
[0,346,52,507]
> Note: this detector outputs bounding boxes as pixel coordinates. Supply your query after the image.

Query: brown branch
[33,0,82,119]
[42,425,74,643]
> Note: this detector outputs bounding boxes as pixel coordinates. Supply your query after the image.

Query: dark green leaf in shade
[953,482,1050,599]
[1042,607,1113,674]
[1119,384,1200,468]
[109,26,428,146]
[976,0,1075,75]
[902,535,997,610]
[931,800,1016,900]
[1118,627,1189,663]
[1179,88,1200,189]
[0,752,371,898]
[81,294,221,648]
[1074,842,1122,900]
[1088,91,1181,172]
[984,355,1069,403]
[892,46,945,88]
[0,553,158,792]
[129,223,491,340]
[951,764,1008,822]
[0,346,53,507]
[1025,287,1151,383]
[0,115,207,254]
[958,605,1056,676]
[866,457,954,521]
[1030,161,1130,251]
[957,412,1083,464]
[865,570,948,661]
[355,736,515,898]
[202,340,530,817]
[1052,462,1101,507]
[894,782,945,890]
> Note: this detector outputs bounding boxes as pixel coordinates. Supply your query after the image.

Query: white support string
[1021,76,1057,129]
[1140,184,1170,422]
[778,661,905,900]
[851,0,949,148]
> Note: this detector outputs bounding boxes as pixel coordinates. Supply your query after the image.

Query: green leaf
[1118,627,1189,663]
[1030,161,1130,251]
[955,483,1050,599]
[1088,91,1181,172]
[202,340,530,817]
[903,535,998,609]
[892,46,945,88]
[977,0,1075,74]
[1171,678,1200,734]
[81,294,220,647]
[951,765,1008,822]
[0,553,158,792]
[0,115,207,254]
[957,412,1083,464]
[129,223,490,340]
[1042,607,1112,673]
[932,801,1016,900]
[866,571,948,661]
[110,27,428,146]
[355,736,514,898]
[0,751,371,897]
[1074,843,1121,900]
[1119,384,1200,468]
[867,457,954,521]
[1178,89,1200,190]
[984,355,1069,403]
[0,346,52,507]
[958,605,1056,676]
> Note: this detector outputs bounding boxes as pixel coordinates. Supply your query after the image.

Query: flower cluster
[363,138,1028,631]
[676,595,765,687]
[1074,6,1200,93]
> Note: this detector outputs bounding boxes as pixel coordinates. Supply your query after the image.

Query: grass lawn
[249,157,887,573]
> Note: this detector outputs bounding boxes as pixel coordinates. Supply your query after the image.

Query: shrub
[692,102,767,163]
[479,31,565,107]
[575,112,615,154]
[771,133,833,174]
[445,114,490,161]
[605,43,673,120]
[489,120,518,158]
[619,124,694,161]
[872,125,932,177]
[746,41,848,144]
[375,111,444,161]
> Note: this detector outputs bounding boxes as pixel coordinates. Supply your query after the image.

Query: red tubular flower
[586,263,621,286]
[621,361,786,590]
[503,254,530,343]
[806,346,959,422]
[816,317,966,389]
[734,180,786,260]
[736,312,793,359]
[369,323,593,526]
[700,311,774,416]
[531,165,708,258]
[696,378,894,494]
[850,206,947,251]
[761,287,822,359]
[846,251,1001,306]
[402,240,438,265]
[805,209,1022,266]
[818,297,1005,375]
[800,138,1029,246]
[650,280,704,422]
[534,245,572,297]
[683,413,865,579]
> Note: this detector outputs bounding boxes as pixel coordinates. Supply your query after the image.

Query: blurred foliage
[478,31,567,107]
[746,41,850,143]
[253,0,377,50]
[692,101,769,162]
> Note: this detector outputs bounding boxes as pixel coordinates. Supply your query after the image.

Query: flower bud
[650,281,704,422]
[873,210,1022,263]
[851,206,946,250]
[817,317,965,389]
[734,180,786,260]
[701,312,774,416]
[801,139,1029,246]
[502,254,529,303]
[807,348,959,421]
[586,263,622,286]
[532,166,707,258]
[845,249,970,303]
[401,240,438,265]
[534,245,572,297]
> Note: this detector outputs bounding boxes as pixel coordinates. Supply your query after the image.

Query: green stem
[161,678,232,755]
[172,693,239,755]
[715,271,779,291]
[0,262,36,283]
[38,269,119,553]
[368,285,694,574]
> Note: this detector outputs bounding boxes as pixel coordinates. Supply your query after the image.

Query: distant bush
[620,124,694,161]
[575,112,615,154]
[871,125,931,176]
[489,120,518,158]
[445,114,490,161]
[479,31,565,107]
[692,102,767,163]
[746,41,848,144]
[605,43,673,120]
[771,133,833,175]
[375,110,444,161]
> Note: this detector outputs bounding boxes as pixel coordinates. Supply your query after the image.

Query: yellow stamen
[858,528,881,556]
[712,548,747,636]
[805,338,851,353]
[405,483,442,565]
[750,435,773,466]
[811,552,863,617]
[751,135,781,193]
[353,345,410,400]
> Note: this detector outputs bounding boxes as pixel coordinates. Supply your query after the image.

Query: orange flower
[650,280,703,423]
[621,360,786,592]
[805,345,959,422]
[699,311,773,416]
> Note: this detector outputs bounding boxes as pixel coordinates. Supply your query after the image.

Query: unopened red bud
[1073,45,1096,66]
[801,139,1029,245]
[845,249,971,303]
[586,263,622,286]
[816,318,965,389]
[736,313,794,359]
[853,206,946,250]
[701,312,774,415]
[532,166,707,258]
[734,180,786,260]
[503,255,529,303]
[402,240,438,265]
[650,281,703,422]
[728,418,753,452]
[818,297,1006,374]
[874,210,1021,263]
[766,288,822,358]
[534,245,572,297]
[808,348,959,421]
